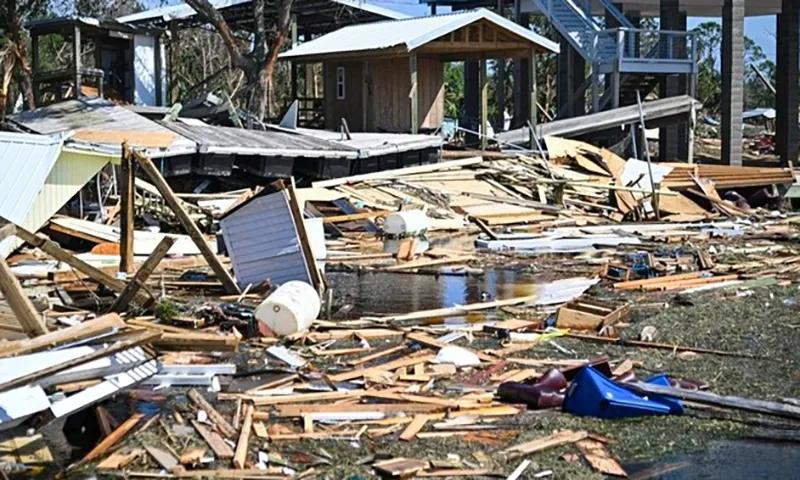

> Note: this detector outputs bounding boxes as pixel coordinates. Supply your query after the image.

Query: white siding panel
[0,132,63,257]
[220,190,311,288]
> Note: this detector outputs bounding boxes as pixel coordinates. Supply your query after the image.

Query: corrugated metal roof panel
[0,132,63,257]
[280,8,559,60]
[9,98,196,158]
[220,190,312,287]
[162,122,359,159]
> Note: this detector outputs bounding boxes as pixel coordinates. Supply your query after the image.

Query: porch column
[658,0,684,161]
[721,0,745,166]
[410,52,418,135]
[557,39,586,118]
[494,0,505,131]
[775,0,799,166]
[512,2,531,128]
[480,59,489,149]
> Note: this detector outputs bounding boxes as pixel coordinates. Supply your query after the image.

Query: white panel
[134,34,157,106]
[0,132,63,257]
[221,190,311,288]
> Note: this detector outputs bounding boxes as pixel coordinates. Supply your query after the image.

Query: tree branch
[183,0,253,73]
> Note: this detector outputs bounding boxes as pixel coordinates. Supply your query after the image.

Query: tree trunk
[246,67,267,121]
[6,0,35,109]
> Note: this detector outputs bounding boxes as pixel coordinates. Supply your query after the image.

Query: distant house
[280,9,558,134]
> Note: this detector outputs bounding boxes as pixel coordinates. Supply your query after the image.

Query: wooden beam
[409,52,418,134]
[76,413,144,466]
[0,313,124,358]
[479,58,488,149]
[110,236,174,312]
[284,181,324,291]
[529,47,537,134]
[0,329,161,394]
[131,151,240,294]
[191,420,234,459]
[0,243,47,338]
[187,389,238,439]
[120,144,135,274]
[233,403,253,469]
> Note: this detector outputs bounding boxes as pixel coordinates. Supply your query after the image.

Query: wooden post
[0,227,47,337]
[479,58,488,149]
[120,144,135,274]
[154,36,163,106]
[73,25,82,98]
[233,404,253,469]
[131,151,240,294]
[110,236,174,313]
[529,48,537,137]
[409,52,418,134]
[169,21,180,104]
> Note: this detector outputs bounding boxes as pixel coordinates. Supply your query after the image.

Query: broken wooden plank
[110,236,175,312]
[576,439,627,477]
[153,332,239,352]
[191,420,234,459]
[132,150,239,294]
[312,157,483,188]
[406,331,494,362]
[187,389,238,439]
[96,448,144,471]
[233,404,253,469]
[76,413,145,466]
[383,255,476,272]
[179,448,206,466]
[373,457,430,478]
[144,445,179,471]
[322,210,394,224]
[329,352,435,382]
[502,430,588,459]
[0,313,124,358]
[0,248,47,337]
[274,403,445,418]
[399,414,430,441]
[0,329,161,393]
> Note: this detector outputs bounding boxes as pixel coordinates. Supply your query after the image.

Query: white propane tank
[383,210,429,237]
[255,281,320,336]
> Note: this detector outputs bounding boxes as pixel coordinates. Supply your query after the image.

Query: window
[336,66,345,100]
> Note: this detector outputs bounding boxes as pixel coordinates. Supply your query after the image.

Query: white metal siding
[0,132,63,257]
[220,190,311,288]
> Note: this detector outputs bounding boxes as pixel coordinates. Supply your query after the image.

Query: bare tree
[184,0,293,121]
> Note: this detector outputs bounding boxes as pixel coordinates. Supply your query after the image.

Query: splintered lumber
[274,403,445,418]
[624,382,800,420]
[192,420,234,459]
[251,390,366,406]
[312,157,483,188]
[144,445,179,471]
[77,413,145,466]
[322,210,394,224]
[9,222,143,298]
[187,389,238,439]
[96,448,144,471]
[233,404,254,469]
[373,457,430,478]
[383,255,476,272]
[111,236,175,312]
[349,345,407,366]
[0,328,161,393]
[418,469,492,477]
[154,332,239,351]
[380,294,541,325]
[329,352,435,382]
[406,331,494,362]
[503,430,588,459]
[132,150,239,294]
[180,448,207,466]
[576,440,627,477]
[614,272,703,290]
[365,391,460,408]
[0,313,124,358]
[0,252,47,337]
[399,414,430,441]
